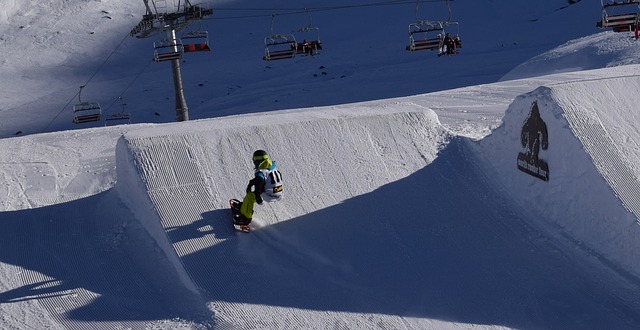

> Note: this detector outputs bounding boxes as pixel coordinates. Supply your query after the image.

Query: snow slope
[3,0,640,329]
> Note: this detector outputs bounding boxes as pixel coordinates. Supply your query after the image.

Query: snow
[2,0,640,329]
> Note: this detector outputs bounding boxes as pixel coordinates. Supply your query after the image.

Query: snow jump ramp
[472,75,640,279]
[114,81,640,328]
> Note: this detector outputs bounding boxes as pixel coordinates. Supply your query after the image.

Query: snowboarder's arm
[246,174,266,204]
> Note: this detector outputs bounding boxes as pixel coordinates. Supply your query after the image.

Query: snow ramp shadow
[471,75,640,278]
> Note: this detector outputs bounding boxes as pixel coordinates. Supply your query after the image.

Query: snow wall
[114,102,449,290]
[472,75,640,278]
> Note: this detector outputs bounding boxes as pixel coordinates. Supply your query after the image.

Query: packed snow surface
[2,0,640,329]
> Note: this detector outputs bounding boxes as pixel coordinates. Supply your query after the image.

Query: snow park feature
[3,0,640,329]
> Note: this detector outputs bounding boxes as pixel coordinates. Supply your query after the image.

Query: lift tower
[130,0,212,122]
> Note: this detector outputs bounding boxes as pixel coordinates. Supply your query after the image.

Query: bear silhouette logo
[517,101,549,181]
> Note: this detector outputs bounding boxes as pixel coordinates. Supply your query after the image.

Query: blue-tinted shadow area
[0,189,211,327]
[184,138,640,329]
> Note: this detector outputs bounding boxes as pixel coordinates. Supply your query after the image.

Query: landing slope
[115,99,640,329]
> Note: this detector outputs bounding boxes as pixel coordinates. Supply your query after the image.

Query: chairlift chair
[263,34,297,61]
[73,102,102,124]
[182,30,211,52]
[72,86,101,124]
[263,14,297,61]
[406,21,444,51]
[441,21,462,54]
[153,38,184,62]
[105,97,131,126]
[294,26,322,56]
[598,0,640,38]
[292,9,322,56]
[104,112,131,126]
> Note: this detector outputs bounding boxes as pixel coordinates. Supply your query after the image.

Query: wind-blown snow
[2,0,640,329]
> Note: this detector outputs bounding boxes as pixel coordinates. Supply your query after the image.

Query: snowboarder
[232,150,283,228]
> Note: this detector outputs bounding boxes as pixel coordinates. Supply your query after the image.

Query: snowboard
[229,199,251,233]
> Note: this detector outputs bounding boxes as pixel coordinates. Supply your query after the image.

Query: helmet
[252,150,269,167]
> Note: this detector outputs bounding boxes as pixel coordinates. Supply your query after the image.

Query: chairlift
[406,0,444,52]
[73,86,101,124]
[182,30,211,52]
[105,97,131,126]
[439,0,462,55]
[263,14,297,61]
[292,9,322,56]
[597,0,640,38]
[406,20,444,51]
[406,0,462,55]
[153,38,184,62]
[441,21,462,54]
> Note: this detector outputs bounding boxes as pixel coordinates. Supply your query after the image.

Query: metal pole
[168,28,189,121]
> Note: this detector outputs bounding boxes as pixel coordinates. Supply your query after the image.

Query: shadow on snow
[0,189,211,325]
[188,138,640,329]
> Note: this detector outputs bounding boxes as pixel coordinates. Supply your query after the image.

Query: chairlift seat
[263,35,297,61]
[408,38,442,51]
[74,113,101,124]
[295,40,322,56]
[105,112,131,125]
[153,39,184,62]
[184,43,210,52]
[154,50,183,62]
[407,21,445,52]
[264,49,296,61]
[602,13,638,28]
[73,102,101,124]
[182,31,211,52]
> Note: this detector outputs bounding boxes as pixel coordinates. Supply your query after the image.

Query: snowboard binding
[230,199,251,232]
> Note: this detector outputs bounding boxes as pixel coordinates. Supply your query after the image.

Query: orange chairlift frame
[73,85,102,124]
[263,14,297,61]
[182,30,211,52]
[598,0,640,38]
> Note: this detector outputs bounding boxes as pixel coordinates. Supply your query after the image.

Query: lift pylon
[129,0,213,122]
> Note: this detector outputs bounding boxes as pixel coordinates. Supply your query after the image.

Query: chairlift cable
[43,32,133,131]
[104,60,153,113]
[207,0,443,20]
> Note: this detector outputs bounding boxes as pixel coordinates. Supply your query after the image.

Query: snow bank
[472,75,640,277]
